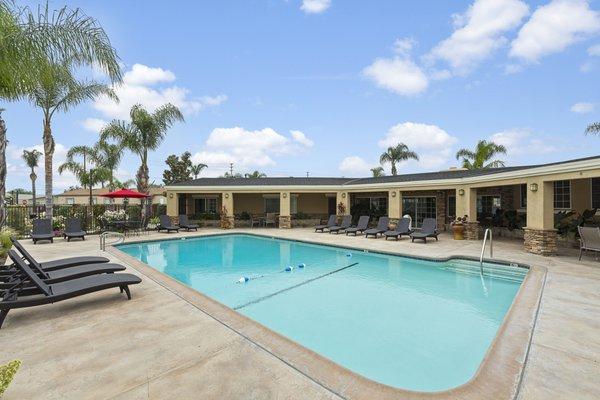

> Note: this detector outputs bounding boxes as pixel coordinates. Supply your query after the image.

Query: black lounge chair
[0,250,142,329]
[315,215,336,232]
[31,219,54,244]
[157,215,180,233]
[178,215,198,232]
[365,217,389,238]
[410,218,439,243]
[345,216,370,236]
[383,217,413,240]
[329,215,352,234]
[63,218,86,241]
[10,238,109,272]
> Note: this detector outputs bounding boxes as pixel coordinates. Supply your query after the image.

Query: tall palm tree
[0,1,121,222]
[62,145,95,189]
[190,162,207,179]
[21,149,42,209]
[370,166,385,177]
[27,60,117,218]
[94,140,124,190]
[100,103,184,213]
[455,140,507,170]
[244,170,267,178]
[379,143,419,176]
[586,122,600,135]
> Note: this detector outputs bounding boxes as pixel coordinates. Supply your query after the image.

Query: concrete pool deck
[1,229,599,399]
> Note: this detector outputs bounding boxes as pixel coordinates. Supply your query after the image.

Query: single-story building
[165,155,600,255]
[55,187,167,206]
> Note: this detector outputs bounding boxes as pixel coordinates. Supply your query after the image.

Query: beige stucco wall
[297,193,329,214]
[571,178,591,212]
[233,193,267,214]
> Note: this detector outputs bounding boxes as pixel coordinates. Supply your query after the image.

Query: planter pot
[53,230,63,237]
[451,224,465,240]
[147,223,157,230]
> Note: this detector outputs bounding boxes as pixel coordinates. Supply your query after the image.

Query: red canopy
[101,188,150,199]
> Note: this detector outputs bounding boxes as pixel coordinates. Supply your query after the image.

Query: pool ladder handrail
[479,228,493,272]
[100,231,125,251]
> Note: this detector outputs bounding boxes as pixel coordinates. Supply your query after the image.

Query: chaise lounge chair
[345,216,370,236]
[578,226,600,260]
[364,217,389,238]
[329,215,352,234]
[63,218,86,242]
[157,215,180,233]
[178,215,199,232]
[315,215,336,232]
[383,217,413,240]
[410,218,439,243]
[10,238,109,272]
[31,219,54,244]
[0,250,142,329]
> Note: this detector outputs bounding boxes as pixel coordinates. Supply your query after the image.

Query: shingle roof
[170,155,600,187]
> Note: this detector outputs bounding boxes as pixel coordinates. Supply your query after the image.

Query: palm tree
[21,149,42,210]
[244,170,267,178]
[0,1,121,222]
[190,162,207,179]
[586,122,600,135]
[455,140,507,169]
[93,140,123,190]
[371,166,385,177]
[100,103,184,213]
[27,60,117,218]
[62,145,95,189]
[379,143,419,175]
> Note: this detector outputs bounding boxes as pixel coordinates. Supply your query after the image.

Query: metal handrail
[100,231,125,251]
[479,228,493,271]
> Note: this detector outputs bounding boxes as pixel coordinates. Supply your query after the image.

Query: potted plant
[337,202,346,215]
[0,228,15,266]
[451,215,468,240]
[148,216,160,230]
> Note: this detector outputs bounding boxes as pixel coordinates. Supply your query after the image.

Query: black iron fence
[3,204,167,237]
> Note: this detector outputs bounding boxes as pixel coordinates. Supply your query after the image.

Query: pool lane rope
[234,261,360,310]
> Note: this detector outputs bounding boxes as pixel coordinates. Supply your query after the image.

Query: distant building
[54,187,167,206]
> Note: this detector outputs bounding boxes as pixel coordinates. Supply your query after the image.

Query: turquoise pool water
[118,234,526,392]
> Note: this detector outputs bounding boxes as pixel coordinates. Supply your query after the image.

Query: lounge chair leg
[0,309,9,329]
[121,285,132,300]
[579,248,583,261]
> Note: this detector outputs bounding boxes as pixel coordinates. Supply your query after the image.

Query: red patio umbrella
[101,188,150,199]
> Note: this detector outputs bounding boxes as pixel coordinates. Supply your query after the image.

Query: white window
[66,197,75,205]
[264,197,280,213]
[103,198,111,205]
[194,197,217,214]
[554,180,571,209]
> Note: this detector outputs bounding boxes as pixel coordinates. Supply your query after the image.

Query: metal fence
[3,203,167,237]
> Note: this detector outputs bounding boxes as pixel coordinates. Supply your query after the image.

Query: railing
[100,231,125,251]
[480,228,493,272]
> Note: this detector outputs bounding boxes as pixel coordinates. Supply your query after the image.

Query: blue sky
[5,0,600,192]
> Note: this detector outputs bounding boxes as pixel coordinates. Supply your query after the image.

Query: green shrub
[0,228,14,259]
[0,360,21,396]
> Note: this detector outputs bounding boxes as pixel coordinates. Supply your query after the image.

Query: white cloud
[290,130,314,147]
[570,102,595,113]
[338,156,376,176]
[392,37,417,56]
[363,57,428,96]
[378,122,458,169]
[92,64,226,120]
[426,0,529,74]
[300,0,331,14]
[504,63,523,74]
[81,118,108,133]
[510,0,600,62]
[489,129,558,158]
[123,63,176,86]
[588,44,600,56]
[192,127,314,176]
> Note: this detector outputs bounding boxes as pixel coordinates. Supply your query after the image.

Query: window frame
[553,180,571,210]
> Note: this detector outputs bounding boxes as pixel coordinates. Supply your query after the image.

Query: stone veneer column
[220,192,234,229]
[436,191,447,231]
[279,191,291,228]
[464,221,480,240]
[525,180,557,255]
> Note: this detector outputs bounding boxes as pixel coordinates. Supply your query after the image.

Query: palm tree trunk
[30,169,37,212]
[43,116,55,219]
[0,111,7,226]
[391,161,397,176]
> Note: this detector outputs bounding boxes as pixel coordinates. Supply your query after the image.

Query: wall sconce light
[341,192,346,198]
[391,191,397,198]
[282,192,287,198]
[458,189,465,196]
[168,193,173,199]
[529,183,538,192]
[224,193,230,199]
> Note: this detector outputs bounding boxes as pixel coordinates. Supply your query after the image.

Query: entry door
[327,197,336,215]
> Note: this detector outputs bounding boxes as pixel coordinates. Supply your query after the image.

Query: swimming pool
[117,234,526,392]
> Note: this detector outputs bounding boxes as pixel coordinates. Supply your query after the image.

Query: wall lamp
[341,192,347,198]
[458,189,465,196]
[168,193,173,199]
[391,191,397,198]
[282,192,287,198]
[224,193,230,199]
[529,183,538,192]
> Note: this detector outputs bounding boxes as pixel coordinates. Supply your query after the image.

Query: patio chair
[157,215,180,233]
[9,238,109,272]
[329,215,352,234]
[578,226,600,260]
[315,215,336,232]
[63,218,86,242]
[264,213,278,228]
[31,219,54,244]
[0,250,141,329]
[250,214,263,228]
[345,216,370,236]
[410,218,439,243]
[364,216,389,238]
[383,217,413,240]
[178,215,199,231]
